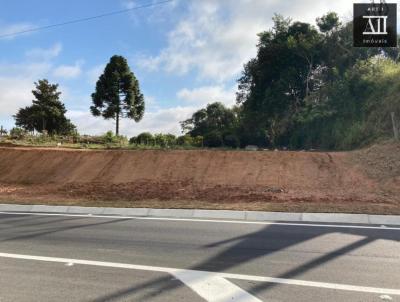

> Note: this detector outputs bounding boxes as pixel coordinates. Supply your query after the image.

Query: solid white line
[217,274,400,296]
[0,252,399,296]
[1,211,400,230]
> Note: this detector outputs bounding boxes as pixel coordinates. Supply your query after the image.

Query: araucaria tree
[90,55,145,135]
[14,79,76,135]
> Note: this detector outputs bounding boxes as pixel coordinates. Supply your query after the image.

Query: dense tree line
[181,13,400,149]
[10,17,400,150]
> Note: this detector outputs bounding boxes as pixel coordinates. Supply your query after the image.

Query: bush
[164,134,177,147]
[192,136,204,147]
[70,131,80,144]
[154,133,168,147]
[177,135,194,146]
[96,131,127,146]
[129,136,137,145]
[9,127,27,140]
[204,131,223,147]
[136,132,154,145]
[223,133,240,148]
[103,131,117,143]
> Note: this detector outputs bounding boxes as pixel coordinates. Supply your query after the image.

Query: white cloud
[67,84,237,136]
[0,62,52,120]
[25,43,62,60]
[53,61,83,79]
[86,64,105,84]
[138,0,352,82]
[122,0,180,25]
[177,85,235,107]
[122,0,136,10]
[68,105,195,136]
[0,57,83,127]
[0,22,35,40]
[1,1,359,134]
[0,78,34,116]
[0,62,52,78]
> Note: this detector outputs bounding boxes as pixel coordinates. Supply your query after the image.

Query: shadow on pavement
[0,214,131,242]
[1,214,399,301]
[90,223,400,301]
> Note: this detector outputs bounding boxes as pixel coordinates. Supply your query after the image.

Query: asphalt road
[0,212,399,301]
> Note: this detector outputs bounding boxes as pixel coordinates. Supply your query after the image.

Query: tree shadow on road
[88,222,400,301]
[1,214,399,300]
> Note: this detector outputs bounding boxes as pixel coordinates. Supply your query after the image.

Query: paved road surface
[0,212,399,301]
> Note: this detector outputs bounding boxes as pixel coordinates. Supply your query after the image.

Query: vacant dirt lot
[0,143,399,214]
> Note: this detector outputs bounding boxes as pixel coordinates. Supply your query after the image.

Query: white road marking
[0,252,400,297]
[173,270,262,302]
[1,211,400,230]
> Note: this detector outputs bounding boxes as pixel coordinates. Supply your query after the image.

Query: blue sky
[0,0,359,136]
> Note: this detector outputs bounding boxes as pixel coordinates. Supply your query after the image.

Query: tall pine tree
[90,55,145,135]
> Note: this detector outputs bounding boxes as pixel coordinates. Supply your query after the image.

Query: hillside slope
[0,146,398,213]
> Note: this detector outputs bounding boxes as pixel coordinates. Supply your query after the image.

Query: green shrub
[177,135,194,146]
[154,133,168,147]
[204,131,223,147]
[9,127,27,140]
[137,132,154,145]
[223,133,240,148]
[129,136,137,145]
[100,131,127,146]
[192,136,204,147]
[103,131,116,143]
[164,134,177,147]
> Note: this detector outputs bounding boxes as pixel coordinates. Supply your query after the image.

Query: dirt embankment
[0,145,399,213]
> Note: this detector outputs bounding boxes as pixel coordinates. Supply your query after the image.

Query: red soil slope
[0,146,398,213]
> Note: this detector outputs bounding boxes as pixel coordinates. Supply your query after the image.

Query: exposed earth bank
[0,142,399,214]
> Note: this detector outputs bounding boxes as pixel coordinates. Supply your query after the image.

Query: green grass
[0,136,256,152]
[0,136,206,151]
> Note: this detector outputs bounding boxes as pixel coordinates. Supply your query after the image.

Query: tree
[136,132,154,145]
[9,127,27,139]
[235,12,400,148]
[181,102,240,147]
[316,12,340,33]
[203,131,223,147]
[14,79,76,135]
[91,55,145,135]
[181,102,237,136]
[287,22,322,97]
[0,125,7,136]
[153,133,177,147]
[223,133,240,148]
[237,15,321,146]
[177,135,194,146]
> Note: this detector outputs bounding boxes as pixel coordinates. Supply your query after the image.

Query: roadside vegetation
[1,12,399,151]
[0,130,205,150]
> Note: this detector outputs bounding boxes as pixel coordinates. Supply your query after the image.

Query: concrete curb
[0,203,400,226]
